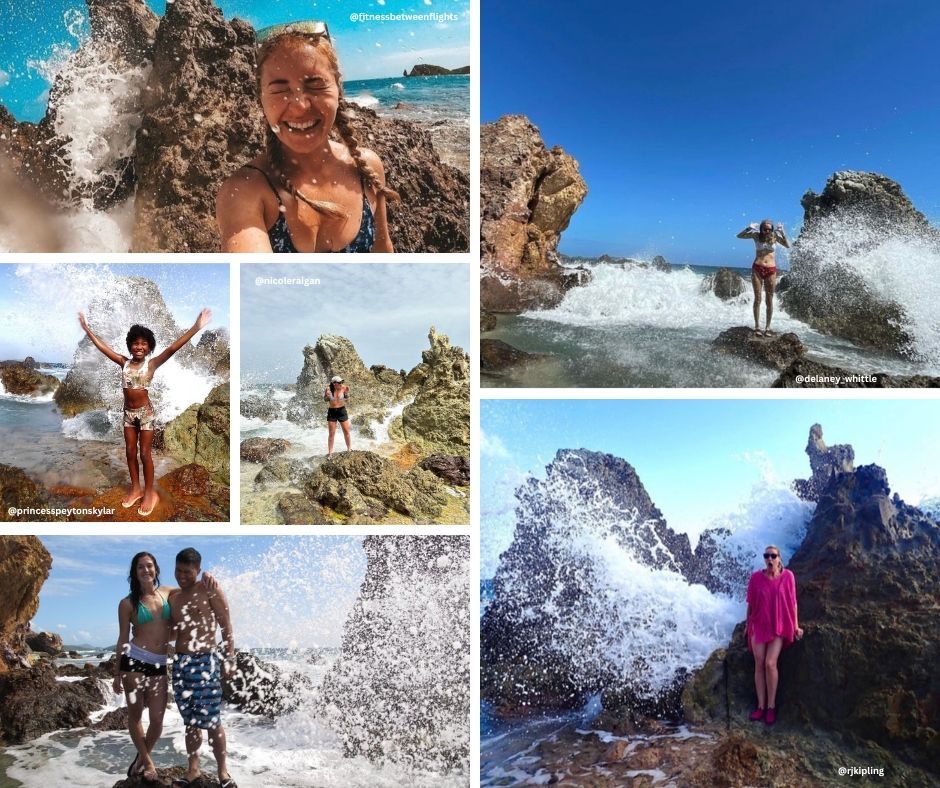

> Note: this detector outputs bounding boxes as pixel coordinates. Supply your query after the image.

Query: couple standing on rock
[737,219,790,336]
[114,549,237,788]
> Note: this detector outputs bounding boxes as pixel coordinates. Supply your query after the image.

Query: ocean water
[241,384,410,461]
[0,7,468,253]
[0,266,222,490]
[0,538,469,787]
[484,255,940,388]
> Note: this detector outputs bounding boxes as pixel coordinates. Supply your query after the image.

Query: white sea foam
[0,376,57,404]
[527,263,807,333]
[793,218,940,365]
[347,93,380,108]
[390,82,406,90]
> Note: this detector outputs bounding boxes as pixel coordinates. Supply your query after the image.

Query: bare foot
[121,488,144,508]
[138,492,159,517]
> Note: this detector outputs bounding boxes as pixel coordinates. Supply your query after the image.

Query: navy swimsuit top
[245,165,375,253]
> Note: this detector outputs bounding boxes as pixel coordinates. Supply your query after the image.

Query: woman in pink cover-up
[745,545,804,726]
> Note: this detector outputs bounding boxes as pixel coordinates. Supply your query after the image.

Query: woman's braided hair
[256,32,400,220]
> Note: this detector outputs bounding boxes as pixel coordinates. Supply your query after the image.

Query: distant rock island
[405,64,470,77]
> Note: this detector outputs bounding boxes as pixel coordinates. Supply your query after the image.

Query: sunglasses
[763,553,779,560]
[256,20,331,44]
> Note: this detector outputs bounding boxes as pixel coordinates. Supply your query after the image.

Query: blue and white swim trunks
[172,652,223,729]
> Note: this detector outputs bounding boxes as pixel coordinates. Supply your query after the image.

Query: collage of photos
[1,0,939,786]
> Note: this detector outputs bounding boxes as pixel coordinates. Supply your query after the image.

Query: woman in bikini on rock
[737,219,789,335]
[323,375,351,456]
[113,552,217,782]
[78,308,211,518]
[216,21,396,253]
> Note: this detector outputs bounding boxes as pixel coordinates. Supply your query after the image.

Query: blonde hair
[765,544,783,563]
[256,33,400,220]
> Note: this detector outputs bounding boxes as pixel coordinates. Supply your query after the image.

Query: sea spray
[788,214,940,364]
[320,536,470,775]
[15,8,151,252]
[482,448,814,711]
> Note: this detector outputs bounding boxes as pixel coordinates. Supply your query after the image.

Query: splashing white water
[792,216,940,364]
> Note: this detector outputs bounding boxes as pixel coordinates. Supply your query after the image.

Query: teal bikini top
[136,591,170,624]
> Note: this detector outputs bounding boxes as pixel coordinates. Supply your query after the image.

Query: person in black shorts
[324,375,351,456]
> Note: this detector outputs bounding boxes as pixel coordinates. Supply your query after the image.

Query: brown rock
[0,466,53,523]
[602,740,631,762]
[480,311,498,332]
[240,438,291,464]
[160,463,209,497]
[418,454,470,487]
[702,267,746,299]
[276,493,331,525]
[712,326,805,371]
[0,662,105,743]
[0,362,60,397]
[480,338,547,373]
[481,115,588,312]
[0,537,52,672]
[24,631,63,656]
[112,766,221,788]
[92,706,129,731]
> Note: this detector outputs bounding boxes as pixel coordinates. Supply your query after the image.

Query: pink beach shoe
[749,708,765,721]
[764,707,777,725]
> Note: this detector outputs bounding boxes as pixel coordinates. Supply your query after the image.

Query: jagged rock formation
[481,115,588,313]
[711,327,806,371]
[319,535,469,773]
[287,334,402,425]
[0,361,60,397]
[480,338,548,375]
[480,449,729,716]
[1,0,468,252]
[0,538,52,671]
[24,631,63,656]
[239,437,290,464]
[113,768,221,788]
[300,451,448,524]
[792,424,854,501]
[781,171,938,354]
[53,276,203,417]
[773,357,940,388]
[393,328,470,456]
[684,462,940,778]
[222,651,313,717]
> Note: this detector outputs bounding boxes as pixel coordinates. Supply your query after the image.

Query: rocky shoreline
[0,0,469,253]
[481,427,940,784]
[481,114,940,386]
[241,328,470,525]
[0,275,230,523]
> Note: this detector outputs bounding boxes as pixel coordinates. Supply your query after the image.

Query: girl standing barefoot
[78,308,211,517]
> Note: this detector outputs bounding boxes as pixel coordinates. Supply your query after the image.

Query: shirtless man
[323,374,351,455]
[169,548,237,788]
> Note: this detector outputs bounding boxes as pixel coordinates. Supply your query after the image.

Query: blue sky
[1,0,469,121]
[241,263,469,385]
[483,0,940,266]
[481,399,940,576]
[0,263,230,363]
[32,536,367,648]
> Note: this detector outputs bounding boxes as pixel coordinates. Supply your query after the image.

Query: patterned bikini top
[122,358,153,390]
[245,165,375,253]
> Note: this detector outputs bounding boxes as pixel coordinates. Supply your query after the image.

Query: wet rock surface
[772,357,940,388]
[301,451,448,523]
[239,437,291,464]
[711,326,806,370]
[480,338,548,374]
[112,767,222,788]
[0,661,105,743]
[0,361,60,397]
[781,170,939,354]
[24,631,63,656]
[701,267,746,299]
[0,465,54,522]
[320,535,469,773]
[481,115,588,312]
[162,383,230,484]
[685,458,940,777]
[222,651,312,716]
[418,454,470,487]
[481,449,733,717]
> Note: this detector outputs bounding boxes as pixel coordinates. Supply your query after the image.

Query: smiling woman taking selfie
[216,21,397,253]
